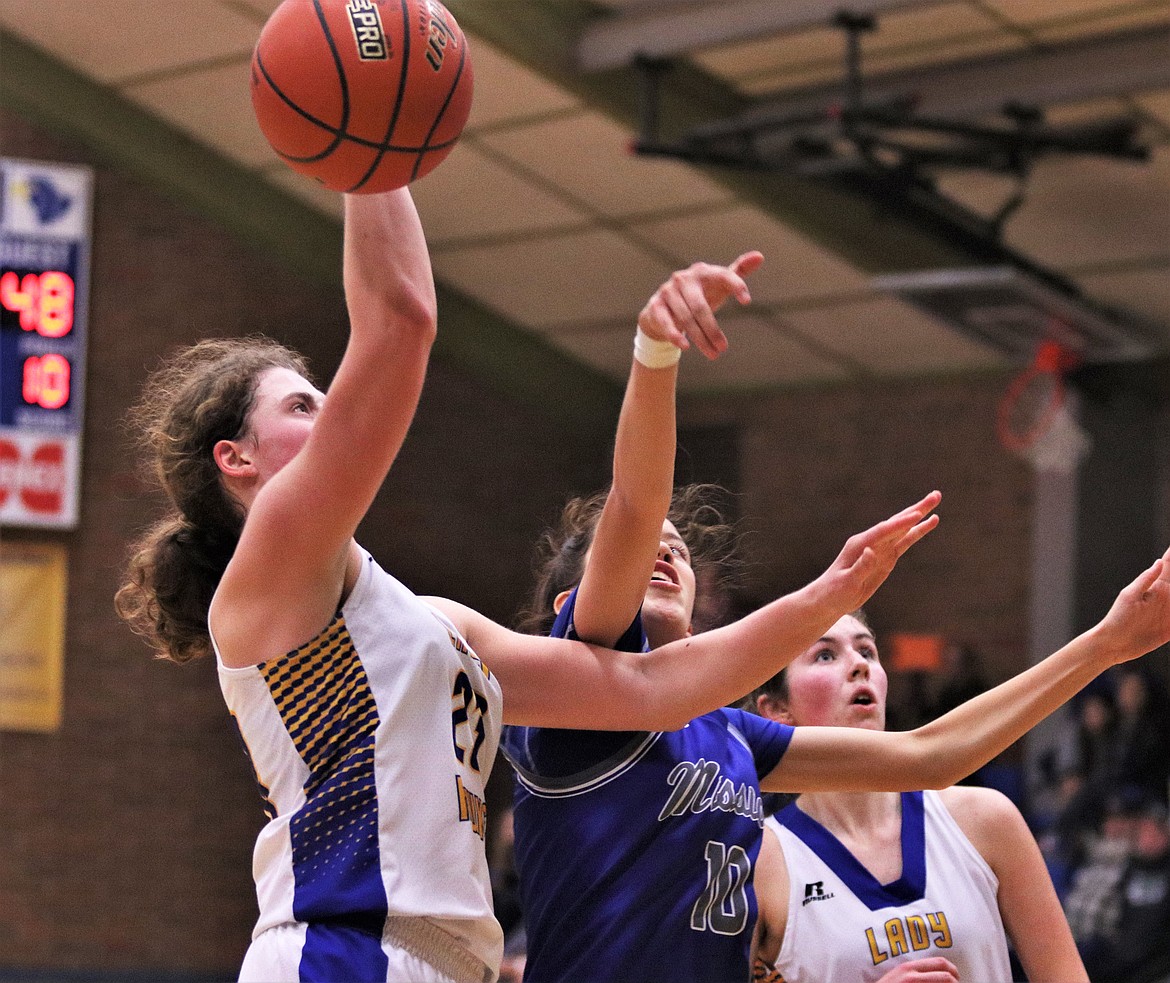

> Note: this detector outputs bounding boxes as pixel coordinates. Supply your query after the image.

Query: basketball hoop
[996,337,1091,474]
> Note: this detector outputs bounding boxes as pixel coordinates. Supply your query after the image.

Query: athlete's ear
[213,438,256,479]
[756,692,794,725]
[552,590,572,615]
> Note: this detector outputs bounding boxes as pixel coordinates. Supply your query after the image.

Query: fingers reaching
[729,251,764,303]
[822,491,942,611]
[1097,547,1170,666]
[896,512,941,557]
[841,491,942,562]
[637,252,765,362]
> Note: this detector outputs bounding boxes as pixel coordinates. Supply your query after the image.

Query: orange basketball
[250,0,473,193]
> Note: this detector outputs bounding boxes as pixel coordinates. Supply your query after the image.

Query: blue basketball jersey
[501,588,794,983]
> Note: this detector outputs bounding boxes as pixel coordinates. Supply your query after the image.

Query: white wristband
[634,327,682,369]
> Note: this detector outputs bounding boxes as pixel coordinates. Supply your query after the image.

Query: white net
[1020,397,1092,474]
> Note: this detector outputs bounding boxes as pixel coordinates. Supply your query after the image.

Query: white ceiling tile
[861,30,1027,76]
[1077,266,1170,346]
[674,312,849,391]
[538,324,641,382]
[1001,147,1170,268]
[433,230,674,329]
[1041,96,1134,124]
[790,296,1008,374]
[633,204,869,305]
[0,0,261,84]
[698,5,1021,94]
[1136,88,1170,126]
[981,0,1162,24]
[694,25,843,89]
[126,61,273,168]
[478,111,734,219]
[999,3,1170,42]
[932,169,1030,223]
[408,141,590,247]
[545,313,849,391]
[870,2,1005,45]
[463,36,581,130]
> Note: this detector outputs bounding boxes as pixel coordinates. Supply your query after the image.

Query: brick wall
[0,110,608,979]
[683,375,1034,687]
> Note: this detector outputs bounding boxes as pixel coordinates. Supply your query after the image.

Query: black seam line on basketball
[347,0,413,193]
[252,2,352,164]
[274,132,460,165]
[410,29,466,183]
[309,0,352,159]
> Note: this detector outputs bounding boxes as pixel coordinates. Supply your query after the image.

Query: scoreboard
[0,158,93,529]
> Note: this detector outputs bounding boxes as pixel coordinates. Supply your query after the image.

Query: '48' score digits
[2,266,76,409]
[0,158,92,529]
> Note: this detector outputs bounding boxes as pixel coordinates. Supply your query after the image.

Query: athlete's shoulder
[936,784,1020,822]
[936,784,1028,858]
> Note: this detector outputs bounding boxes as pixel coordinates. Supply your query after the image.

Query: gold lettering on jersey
[927,910,953,947]
[866,928,889,965]
[886,918,909,956]
[867,911,954,966]
[907,914,930,950]
[455,775,487,840]
[346,0,389,61]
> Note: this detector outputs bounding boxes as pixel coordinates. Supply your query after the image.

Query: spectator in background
[1062,789,1145,965]
[1051,689,1122,856]
[1101,798,1170,983]
[929,640,990,719]
[1112,667,1170,808]
[1071,793,1170,983]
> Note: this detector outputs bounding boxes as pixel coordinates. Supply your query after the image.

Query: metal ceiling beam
[739,23,1170,126]
[577,0,925,72]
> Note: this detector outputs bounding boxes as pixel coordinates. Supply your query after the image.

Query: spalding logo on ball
[251,0,473,193]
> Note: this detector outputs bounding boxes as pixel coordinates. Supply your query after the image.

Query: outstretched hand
[1095,545,1170,664]
[814,491,942,614]
[638,251,764,360]
[875,957,961,983]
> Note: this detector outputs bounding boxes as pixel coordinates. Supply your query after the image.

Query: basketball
[250,0,473,193]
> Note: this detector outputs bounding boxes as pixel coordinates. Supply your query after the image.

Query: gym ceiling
[1,0,1167,417]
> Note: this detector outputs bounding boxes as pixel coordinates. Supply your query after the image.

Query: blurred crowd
[1032,666,1170,983]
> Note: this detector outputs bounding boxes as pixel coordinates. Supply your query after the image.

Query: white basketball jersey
[215,550,503,983]
[768,790,1011,983]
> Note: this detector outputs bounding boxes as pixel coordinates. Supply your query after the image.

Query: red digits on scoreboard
[22,353,71,410]
[0,270,75,337]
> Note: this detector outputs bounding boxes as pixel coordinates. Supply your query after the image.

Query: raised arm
[764,547,1170,793]
[429,491,939,728]
[212,189,436,665]
[573,254,763,646]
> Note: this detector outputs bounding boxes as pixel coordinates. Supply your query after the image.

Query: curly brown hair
[114,336,310,664]
[516,483,742,637]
